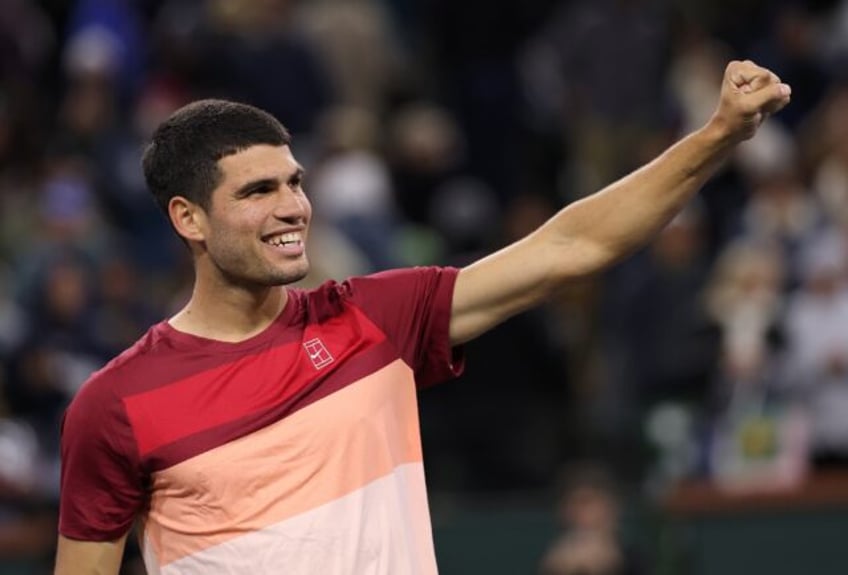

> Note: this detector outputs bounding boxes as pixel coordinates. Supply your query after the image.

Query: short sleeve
[59,376,146,541]
[340,266,465,388]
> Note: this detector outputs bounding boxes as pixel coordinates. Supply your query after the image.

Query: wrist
[699,114,740,152]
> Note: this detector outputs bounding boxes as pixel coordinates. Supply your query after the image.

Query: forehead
[216,144,300,186]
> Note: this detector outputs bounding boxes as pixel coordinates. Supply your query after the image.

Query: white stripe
[158,463,437,575]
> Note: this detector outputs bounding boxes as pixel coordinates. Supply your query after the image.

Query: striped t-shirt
[59,266,464,574]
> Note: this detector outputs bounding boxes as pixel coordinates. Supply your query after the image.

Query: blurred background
[2,0,848,573]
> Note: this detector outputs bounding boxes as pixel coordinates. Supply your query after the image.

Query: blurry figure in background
[421,190,570,493]
[64,0,146,105]
[295,0,405,114]
[602,202,719,478]
[810,82,848,228]
[527,0,671,201]
[782,228,848,467]
[38,161,103,252]
[58,19,124,158]
[57,10,189,302]
[58,2,171,274]
[748,2,829,130]
[89,253,158,358]
[387,102,474,265]
[626,204,719,403]
[1,250,117,570]
[0,254,103,573]
[388,102,465,225]
[0,159,41,267]
[8,185,109,444]
[540,464,644,575]
[308,106,402,271]
[0,415,59,572]
[705,239,786,396]
[9,255,103,427]
[735,122,822,286]
[429,176,501,266]
[0,266,27,360]
[822,0,848,70]
[91,81,188,276]
[0,0,54,177]
[666,24,730,137]
[200,0,331,136]
[425,0,535,204]
[0,0,54,84]
[12,154,113,299]
[53,17,184,316]
[704,238,809,491]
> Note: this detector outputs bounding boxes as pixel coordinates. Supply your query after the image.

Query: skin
[168,144,311,342]
[55,60,791,574]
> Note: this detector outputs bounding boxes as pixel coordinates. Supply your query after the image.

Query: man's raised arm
[449,60,791,345]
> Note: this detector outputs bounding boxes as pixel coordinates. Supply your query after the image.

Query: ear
[168,196,207,243]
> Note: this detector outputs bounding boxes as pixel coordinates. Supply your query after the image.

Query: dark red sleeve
[58,374,146,541]
[340,266,465,388]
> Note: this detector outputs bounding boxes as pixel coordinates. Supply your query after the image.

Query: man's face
[198,144,312,287]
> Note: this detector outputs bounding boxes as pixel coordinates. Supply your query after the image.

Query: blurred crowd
[2,0,848,572]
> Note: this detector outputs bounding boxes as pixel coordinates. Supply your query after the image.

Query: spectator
[540,464,644,575]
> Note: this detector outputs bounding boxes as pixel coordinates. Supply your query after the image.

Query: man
[55,60,790,574]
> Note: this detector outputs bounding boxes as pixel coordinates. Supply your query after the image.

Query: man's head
[142,99,290,214]
[143,100,312,288]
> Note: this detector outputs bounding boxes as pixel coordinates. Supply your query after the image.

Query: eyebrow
[289,166,306,181]
[232,167,306,198]
[233,177,280,198]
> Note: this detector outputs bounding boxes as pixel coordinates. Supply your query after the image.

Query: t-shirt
[59,266,464,574]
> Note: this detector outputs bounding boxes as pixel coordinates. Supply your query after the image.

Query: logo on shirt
[303,338,334,369]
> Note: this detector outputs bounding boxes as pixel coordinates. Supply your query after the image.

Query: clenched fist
[709,60,792,143]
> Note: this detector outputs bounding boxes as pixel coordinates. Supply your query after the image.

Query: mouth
[263,231,302,247]
[262,231,305,256]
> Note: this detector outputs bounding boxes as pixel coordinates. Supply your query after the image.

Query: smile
[263,231,303,247]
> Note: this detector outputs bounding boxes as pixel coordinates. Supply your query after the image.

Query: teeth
[265,232,302,246]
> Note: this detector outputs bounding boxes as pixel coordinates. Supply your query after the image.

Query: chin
[273,261,310,286]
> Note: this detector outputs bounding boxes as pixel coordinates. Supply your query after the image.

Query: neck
[170,280,289,343]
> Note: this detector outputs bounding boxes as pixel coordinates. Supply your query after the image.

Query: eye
[247,183,274,196]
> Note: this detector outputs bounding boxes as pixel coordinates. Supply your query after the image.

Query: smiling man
[55,60,790,575]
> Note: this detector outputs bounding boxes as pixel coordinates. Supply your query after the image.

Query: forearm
[451,121,737,344]
[540,121,734,277]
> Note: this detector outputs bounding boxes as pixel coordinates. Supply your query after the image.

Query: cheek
[206,211,258,249]
[225,205,263,231]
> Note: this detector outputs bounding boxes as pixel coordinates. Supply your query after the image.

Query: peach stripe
[159,463,437,575]
[142,359,422,566]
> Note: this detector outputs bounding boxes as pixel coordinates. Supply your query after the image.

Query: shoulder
[314,267,459,300]
[295,267,457,317]
[66,322,168,416]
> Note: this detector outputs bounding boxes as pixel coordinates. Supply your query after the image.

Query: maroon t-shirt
[59,267,464,552]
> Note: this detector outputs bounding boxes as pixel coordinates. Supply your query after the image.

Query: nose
[273,188,311,224]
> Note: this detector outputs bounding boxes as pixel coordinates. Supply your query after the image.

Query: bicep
[55,533,128,575]
[450,233,560,345]
[449,215,611,345]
